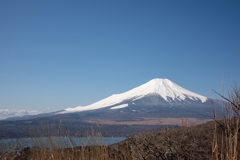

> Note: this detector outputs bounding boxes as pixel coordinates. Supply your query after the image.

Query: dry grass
[212,85,240,160]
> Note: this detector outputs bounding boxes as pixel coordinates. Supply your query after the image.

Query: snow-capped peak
[138,78,207,102]
[59,78,208,114]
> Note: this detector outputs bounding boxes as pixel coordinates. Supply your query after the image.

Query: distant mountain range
[1,78,224,138]
[7,78,223,121]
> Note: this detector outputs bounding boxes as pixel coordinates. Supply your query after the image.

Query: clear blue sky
[0,0,240,115]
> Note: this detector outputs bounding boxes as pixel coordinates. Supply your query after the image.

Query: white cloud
[0,108,51,120]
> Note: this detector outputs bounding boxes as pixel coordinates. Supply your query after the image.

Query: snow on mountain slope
[110,104,128,110]
[59,78,208,114]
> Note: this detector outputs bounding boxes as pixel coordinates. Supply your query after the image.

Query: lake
[1,137,126,151]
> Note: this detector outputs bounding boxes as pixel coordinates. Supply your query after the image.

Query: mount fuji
[2,78,224,138]
[58,78,213,115]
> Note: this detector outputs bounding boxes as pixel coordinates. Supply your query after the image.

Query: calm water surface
[2,137,126,150]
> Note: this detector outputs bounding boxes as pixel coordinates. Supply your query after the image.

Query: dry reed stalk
[212,85,240,160]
